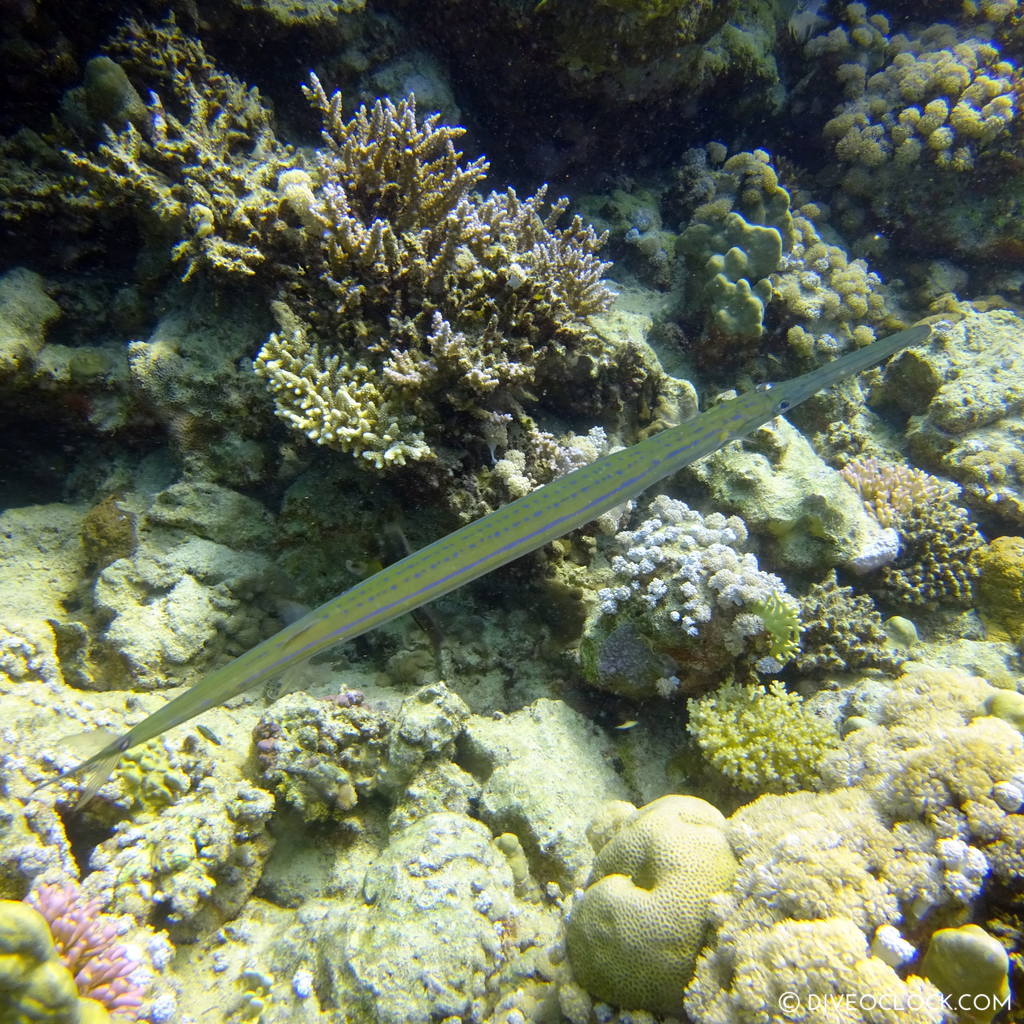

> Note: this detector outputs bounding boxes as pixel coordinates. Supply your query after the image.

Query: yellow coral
[975,535,1024,642]
[566,795,737,1016]
[687,681,840,793]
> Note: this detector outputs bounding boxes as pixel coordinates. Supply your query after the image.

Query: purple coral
[29,881,147,1019]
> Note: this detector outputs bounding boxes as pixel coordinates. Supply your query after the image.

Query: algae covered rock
[690,415,897,574]
[882,309,1024,523]
[461,698,630,890]
[976,535,1024,642]
[566,794,737,1016]
[337,812,522,1024]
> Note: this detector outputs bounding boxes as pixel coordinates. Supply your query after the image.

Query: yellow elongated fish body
[41,323,930,800]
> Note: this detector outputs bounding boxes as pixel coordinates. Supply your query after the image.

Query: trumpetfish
[35,322,931,805]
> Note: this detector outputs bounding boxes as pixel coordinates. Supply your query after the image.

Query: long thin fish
[35,323,931,804]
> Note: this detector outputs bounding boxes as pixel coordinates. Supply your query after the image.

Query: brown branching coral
[65,19,300,280]
[840,457,984,609]
[795,570,903,676]
[255,74,615,468]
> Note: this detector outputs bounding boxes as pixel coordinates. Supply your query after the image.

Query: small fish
[32,324,931,807]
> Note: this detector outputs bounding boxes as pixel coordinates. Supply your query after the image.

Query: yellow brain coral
[566,795,738,1016]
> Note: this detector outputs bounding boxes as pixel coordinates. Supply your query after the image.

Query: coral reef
[27,883,149,1020]
[805,3,1024,262]
[253,691,388,823]
[686,663,1024,1023]
[66,20,300,282]
[823,23,1019,173]
[577,495,799,699]
[0,896,119,1024]
[687,681,841,793]
[55,481,282,693]
[566,795,737,1016]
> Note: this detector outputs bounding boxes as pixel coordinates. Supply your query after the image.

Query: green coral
[921,924,1011,1024]
[749,592,800,664]
[687,681,840,793]
[566,795,737,1016]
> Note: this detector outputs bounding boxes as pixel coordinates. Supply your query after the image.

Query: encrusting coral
[975,536,1024,642]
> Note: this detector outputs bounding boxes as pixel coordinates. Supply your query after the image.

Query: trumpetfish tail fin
[30,729,127,810]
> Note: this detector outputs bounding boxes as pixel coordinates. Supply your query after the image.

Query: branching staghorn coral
[255,73,614,468]
[63,19,300,281]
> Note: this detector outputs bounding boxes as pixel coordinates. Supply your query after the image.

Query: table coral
[577,495,799,699]
[566,795,737,1016]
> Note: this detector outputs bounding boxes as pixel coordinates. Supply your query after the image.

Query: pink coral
[839,456,952,527]
[29,881,147,1019]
